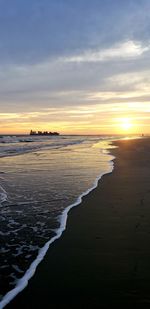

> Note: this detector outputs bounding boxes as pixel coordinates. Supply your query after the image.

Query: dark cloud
[0,0,150,64]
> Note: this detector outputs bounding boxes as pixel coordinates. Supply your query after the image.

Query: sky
[0,0,149,135]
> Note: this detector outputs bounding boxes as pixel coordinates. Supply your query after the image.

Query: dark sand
[6,138,150,308]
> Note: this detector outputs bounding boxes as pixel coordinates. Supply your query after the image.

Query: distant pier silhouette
[30,130,59,136]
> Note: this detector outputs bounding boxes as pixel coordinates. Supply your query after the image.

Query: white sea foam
[0,148,115,309]
[0,186,8,206]
[0,136,85,158]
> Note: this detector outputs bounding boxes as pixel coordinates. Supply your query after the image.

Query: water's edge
[0,149,115,309]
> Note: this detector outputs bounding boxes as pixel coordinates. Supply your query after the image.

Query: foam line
[0,186,8,205]
[0,152,115,309]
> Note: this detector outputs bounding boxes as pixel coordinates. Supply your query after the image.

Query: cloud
[63,40,149,63]
[0,100,149,135]
[0,35,149,134]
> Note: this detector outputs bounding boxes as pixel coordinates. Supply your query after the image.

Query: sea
[0,134,125,308]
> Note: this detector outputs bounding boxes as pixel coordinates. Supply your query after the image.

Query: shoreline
[4,137,150,308]
[0,140,114,308]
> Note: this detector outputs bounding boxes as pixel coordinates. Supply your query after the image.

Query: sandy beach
[6,137,150,308]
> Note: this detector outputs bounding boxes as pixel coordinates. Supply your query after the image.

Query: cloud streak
[64,41,149,63]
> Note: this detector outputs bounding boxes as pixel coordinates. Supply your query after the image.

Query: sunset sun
[120,118,133,131]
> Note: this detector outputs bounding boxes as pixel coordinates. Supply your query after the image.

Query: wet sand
[6,138,150,308]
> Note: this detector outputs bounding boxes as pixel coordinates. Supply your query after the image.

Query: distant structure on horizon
[30,130,60,136]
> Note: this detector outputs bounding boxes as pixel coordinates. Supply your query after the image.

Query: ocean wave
[0,136,85,158]
[0,148,115,309]
[0,185,8,206]
[0,136,119,308]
